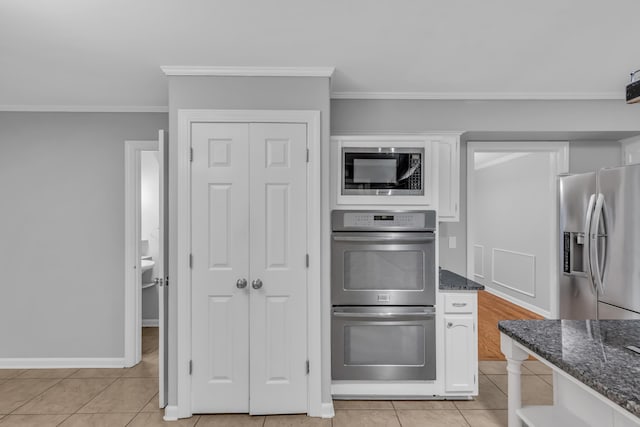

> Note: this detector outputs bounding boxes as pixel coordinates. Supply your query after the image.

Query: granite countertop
[439,269,485,291]
[499,319,640,418]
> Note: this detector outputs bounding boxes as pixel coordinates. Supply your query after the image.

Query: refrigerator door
[597,164,640,314]
[598,302,640,320]
[558,173,598,319]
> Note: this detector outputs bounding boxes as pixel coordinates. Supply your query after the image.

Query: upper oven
[331,210,436,306]
[342,147,424,196]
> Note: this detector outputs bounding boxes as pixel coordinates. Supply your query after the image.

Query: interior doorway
[124,131,168,408]
[467,142,569,319]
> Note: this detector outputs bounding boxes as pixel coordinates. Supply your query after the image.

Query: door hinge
[165,276,169,287]
[189,360,193,375]
[190,147,193,162]
[305,254,309,268]
[306,148,310,163]
[189,254,193,269]
[474,374,476,384]
[306,360,309,374]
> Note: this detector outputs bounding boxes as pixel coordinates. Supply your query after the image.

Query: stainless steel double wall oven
[331,210,437,381]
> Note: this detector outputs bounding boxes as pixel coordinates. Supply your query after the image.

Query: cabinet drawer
[444,294,474,313]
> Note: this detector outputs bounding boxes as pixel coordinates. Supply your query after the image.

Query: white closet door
[191,123,250,413]
[248,123,308,414]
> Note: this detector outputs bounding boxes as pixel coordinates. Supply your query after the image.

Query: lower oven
[332,306,436,381]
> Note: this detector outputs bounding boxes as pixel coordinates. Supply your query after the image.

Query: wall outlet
[449,236,457,249]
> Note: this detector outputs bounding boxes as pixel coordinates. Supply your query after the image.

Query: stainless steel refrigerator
[559,164,640,320]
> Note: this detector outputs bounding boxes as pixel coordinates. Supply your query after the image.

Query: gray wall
[167,76,332,406]
[569,140,622,173]
[331,99,640,133]
[0,112,168,358]
[331,99,638,275]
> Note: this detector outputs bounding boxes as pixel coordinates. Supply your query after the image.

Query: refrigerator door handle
[590,193,606,295]
[584,194,597,295]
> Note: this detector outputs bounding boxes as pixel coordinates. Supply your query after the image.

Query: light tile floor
[0,329,553,426]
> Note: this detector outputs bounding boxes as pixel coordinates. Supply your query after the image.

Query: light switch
[449,236,457,249]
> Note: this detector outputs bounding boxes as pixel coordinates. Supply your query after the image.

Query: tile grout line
[55,412,75,427]
[7,376,64,415]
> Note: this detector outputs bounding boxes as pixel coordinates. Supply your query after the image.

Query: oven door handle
[332,232,435,243]
[333,310,435,319]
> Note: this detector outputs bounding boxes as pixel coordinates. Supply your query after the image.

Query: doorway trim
[176,109,323,418]
[124,140,159,367]
[466,141,569,319]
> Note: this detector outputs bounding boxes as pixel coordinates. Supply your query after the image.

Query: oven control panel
[343,212,426,228]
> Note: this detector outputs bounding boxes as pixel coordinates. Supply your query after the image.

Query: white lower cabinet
[442,292,478,395]
[190,122,309,414]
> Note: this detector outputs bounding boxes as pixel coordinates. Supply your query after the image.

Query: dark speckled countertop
[439,269,485,291]
[499,319,640,418]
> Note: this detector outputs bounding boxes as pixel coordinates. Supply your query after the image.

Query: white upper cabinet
[437,134,461,222]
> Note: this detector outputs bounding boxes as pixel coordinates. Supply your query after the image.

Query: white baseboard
[0,357,126,369]
[164,405,179,421]
[483,286,551,318]
[320,402,335,418]
[142,319,159,327]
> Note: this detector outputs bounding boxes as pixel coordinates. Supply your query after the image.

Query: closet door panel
[191,123,250,413]
[249,123,309,414]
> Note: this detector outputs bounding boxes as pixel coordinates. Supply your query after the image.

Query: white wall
[141,151,160,322]
[0,112,168,359]
[470,152,554,314]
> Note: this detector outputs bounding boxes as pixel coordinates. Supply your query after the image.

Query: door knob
[252,279,263,289]
[236,278,247,289]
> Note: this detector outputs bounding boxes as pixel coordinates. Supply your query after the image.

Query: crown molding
[330,91,624,100]
[0,105,169,113]
[161,66,335,77]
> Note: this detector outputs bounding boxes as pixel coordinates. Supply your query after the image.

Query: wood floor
[478,290,544,361]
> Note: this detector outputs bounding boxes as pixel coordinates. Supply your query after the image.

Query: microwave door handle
[584,194,597,296]
[398,163,420,181]
[332,233,435,243]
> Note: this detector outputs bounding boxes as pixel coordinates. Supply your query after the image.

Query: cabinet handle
[236,278,247,289]
[252,279,263,289]
[452,302,467,307]
[447,322,454,328]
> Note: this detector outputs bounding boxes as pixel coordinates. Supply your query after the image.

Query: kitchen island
[499,319,640,427]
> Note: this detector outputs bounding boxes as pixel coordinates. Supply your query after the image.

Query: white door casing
[158,130,169,408]
[466,141,569,319]
[249,123,308,414]
[176,109,323,420]
[189,121,308,414]
[191,123,250,413]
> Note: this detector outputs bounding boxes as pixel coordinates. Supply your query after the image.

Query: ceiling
[1,0,638,109]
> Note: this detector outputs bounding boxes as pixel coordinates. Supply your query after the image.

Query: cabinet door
[444,316,476,392]
[248,123,309,414]
[437,136,460,222]
[191,123,251,413]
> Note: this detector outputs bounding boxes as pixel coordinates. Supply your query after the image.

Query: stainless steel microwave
[342,147,424,196]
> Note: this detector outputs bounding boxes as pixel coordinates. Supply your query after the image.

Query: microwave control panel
[343,212,426,228]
